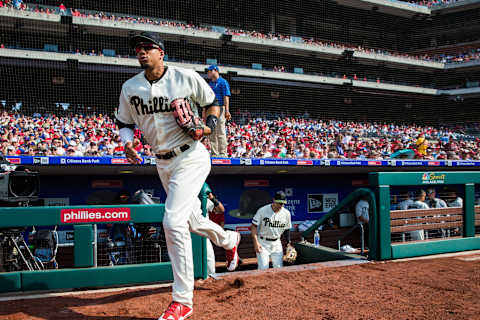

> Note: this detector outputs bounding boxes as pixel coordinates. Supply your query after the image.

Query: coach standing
[207,65,230,157]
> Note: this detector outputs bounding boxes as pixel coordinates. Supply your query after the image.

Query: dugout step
[294,242,366,264]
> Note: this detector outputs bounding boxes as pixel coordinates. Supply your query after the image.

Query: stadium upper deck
[41,1,480,41]
[0,2,480,95]
[2,1,480,117]
[5,0,480,58]
[2,5,479,62]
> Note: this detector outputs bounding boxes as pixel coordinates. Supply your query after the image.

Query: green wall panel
[0,272,21,293]
[0,186,209,293]
[21,263,173,291]
[464,183,475,237]
[377,185,392,260]
[391,237,480,259]
[74,225,93,268]
[0,204,165,228]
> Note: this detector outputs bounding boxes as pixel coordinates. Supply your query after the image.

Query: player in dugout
[408,189,429,241]
[426,187,447,208]
[397,191,414,210]
[251,191,292,270]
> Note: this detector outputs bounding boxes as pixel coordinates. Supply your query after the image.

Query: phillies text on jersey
[116,66,216,154]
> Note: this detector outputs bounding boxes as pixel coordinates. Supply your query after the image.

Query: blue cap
[207,65,219,72]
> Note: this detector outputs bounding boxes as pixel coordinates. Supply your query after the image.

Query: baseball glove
[171,98,204,140]
[283,244,297,264]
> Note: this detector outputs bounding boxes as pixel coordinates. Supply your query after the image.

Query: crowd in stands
[357,46,480,64]
[225,116,480,160]
[2,0,480,67]
[0,112,152,158]
[0,111,478,161]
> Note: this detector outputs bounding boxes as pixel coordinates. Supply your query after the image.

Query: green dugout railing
[369,171,480,260]
[0,185,210,293]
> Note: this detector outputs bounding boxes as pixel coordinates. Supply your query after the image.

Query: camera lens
[9,174,39,197]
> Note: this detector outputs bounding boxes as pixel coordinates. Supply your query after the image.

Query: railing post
[360,224,365,256]
[378,185,392,260]
[464,183,475,237]
[93,224,98,267]
[367,189,379,260]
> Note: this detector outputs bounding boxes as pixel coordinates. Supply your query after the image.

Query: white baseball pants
[156,141,237,308]
[256,238,284,270]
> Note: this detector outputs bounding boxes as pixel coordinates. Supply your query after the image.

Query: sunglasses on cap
[135,42,161,54]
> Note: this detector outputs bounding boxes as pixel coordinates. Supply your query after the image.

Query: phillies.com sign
[61,208,131,223]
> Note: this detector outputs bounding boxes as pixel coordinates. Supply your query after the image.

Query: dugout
[1,163,480,293]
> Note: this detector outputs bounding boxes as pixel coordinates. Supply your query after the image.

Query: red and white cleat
[226,232,241,271]
[158,301,192,320]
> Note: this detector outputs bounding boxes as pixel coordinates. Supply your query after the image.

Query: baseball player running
[116,32,241,320]
[251,191,292,269]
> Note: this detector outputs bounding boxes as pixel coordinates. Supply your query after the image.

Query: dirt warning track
[0,254,479,320]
